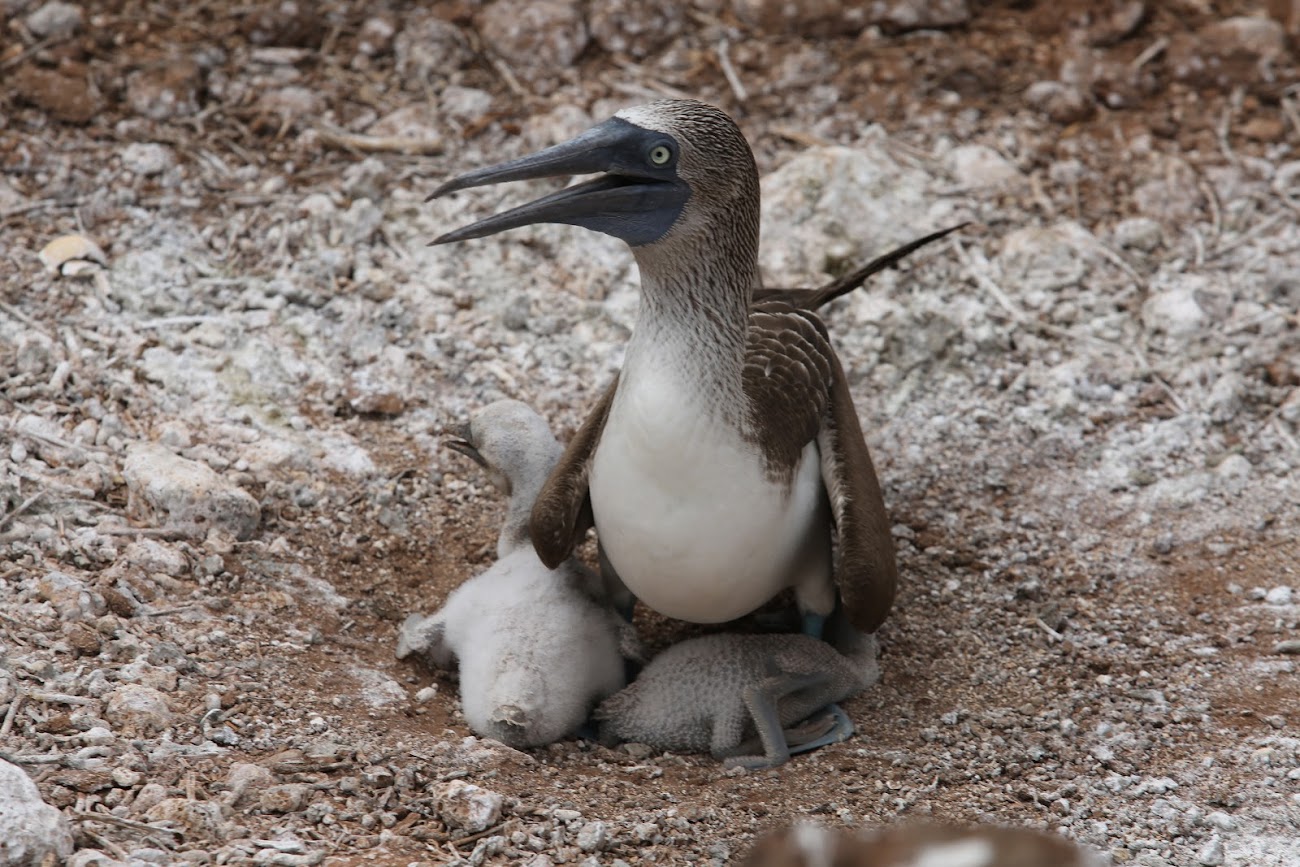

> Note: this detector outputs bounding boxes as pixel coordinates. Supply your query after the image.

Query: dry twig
[316,125,444,156]
[0,490,47,532]
[716,39,748,104]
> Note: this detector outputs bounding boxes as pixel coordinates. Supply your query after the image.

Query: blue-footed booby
[395,400,640,749]
[429,100,899,638]
[594,616,879,769]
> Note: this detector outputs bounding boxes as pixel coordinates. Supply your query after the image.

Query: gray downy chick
[595,615,878,769]
[396,399,639,748]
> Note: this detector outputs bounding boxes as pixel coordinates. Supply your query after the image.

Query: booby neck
[624,220,758,413]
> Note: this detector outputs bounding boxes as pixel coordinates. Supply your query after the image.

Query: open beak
[427,118,689,247]
[444,436,486,468]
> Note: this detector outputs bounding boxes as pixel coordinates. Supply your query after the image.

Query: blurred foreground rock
[0,759,74,867]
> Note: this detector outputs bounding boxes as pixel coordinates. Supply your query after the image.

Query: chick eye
[648,144,673,166]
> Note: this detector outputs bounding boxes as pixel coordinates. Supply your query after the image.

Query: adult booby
[430,99,897,638]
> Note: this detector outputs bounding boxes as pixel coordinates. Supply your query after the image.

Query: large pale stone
[123,443,260,539]
[0,758,74,866]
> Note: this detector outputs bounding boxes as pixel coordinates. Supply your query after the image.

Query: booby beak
[428,118,690,247]
[444,436,487,468]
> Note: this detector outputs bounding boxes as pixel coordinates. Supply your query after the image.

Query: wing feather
[528,375,618,569]
[744,301,897,632]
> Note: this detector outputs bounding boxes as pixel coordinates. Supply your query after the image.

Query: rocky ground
[3,0,1300,865]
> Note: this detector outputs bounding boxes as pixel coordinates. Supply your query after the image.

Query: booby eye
[648,144,673,166]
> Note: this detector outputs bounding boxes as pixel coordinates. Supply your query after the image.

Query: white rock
[121,143,174,176]
[1024,80,1095,124]
[123,539,189,577]
[224,762,274,807]
[105,684,174,735]
[36,570,106,620]
[111,767,141,787]
[67,851,126,867]
[25,1,83,39]
[873,0,970,30]
[945,144,1022,190]
[0,758,74,866]
[1203,811,1237,831]
[1142,286,1206,337]
[393,12,471,89]
[260,783,312,814]
[1265,586,1294,605]
[1115,217,1163,251]
[998,222,1094,295]
[435,780,503,833]
[577,821,608,852]
[759,142,939,285]
[475,0,588,87]
[366,105,444,144]
[1215,454,1251,495]
[123,443,261,540]
[143,798,228,842]
[439,85,494,122]
[1197,834,1224,866]
[256,86,323,122]
[349,667,406,708]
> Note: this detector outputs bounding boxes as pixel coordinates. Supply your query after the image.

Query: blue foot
[801,612,827,640]
[787,704,855,756]
[575,719,599,742]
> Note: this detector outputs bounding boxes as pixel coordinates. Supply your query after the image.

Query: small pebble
[1264,586,1293,605]
[1197,835,1225,866]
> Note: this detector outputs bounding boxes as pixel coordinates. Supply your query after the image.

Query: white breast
[589,361,827,623]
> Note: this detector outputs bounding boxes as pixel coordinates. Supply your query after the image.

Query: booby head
[445,399,562,499]
[430,100,759,252]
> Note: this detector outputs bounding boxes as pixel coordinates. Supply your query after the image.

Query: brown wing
[816,346,897,632]
[742,302,897,633]
[742,303,833,483]
[528,375,619,569]
[752,222,967,312]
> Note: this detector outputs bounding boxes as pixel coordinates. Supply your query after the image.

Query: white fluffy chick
[397,399,638,748]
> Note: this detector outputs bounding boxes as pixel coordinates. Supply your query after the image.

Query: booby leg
[790,603,857,755]
[785,704,854,755]
[719,671,831,769]
[598,542,637,622]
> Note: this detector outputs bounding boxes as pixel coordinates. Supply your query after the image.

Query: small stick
[0,489,46,531]
[1217,86,1242,166]
[0,750,67,765]
[27,691,96,706]
[83,828,130,861]
[317,125,444,156]
[96,526,192,539]
[717,39,748,104]
[73,809,184,836]
[1036,617,1064,643]
[770,126,834,149]
[0,299,53,338]
[1208,212,1287,261]
[487,54,528,98]
[0,695,27,738]
[1130,36,1168,71]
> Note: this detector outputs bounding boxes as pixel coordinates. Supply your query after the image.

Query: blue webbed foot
[801,611,827,640]
[786,704,855,755]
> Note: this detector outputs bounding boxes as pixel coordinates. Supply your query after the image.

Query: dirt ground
[2,1,1300,866]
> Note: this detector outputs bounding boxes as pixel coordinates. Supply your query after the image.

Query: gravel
[1,1,1298,865]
